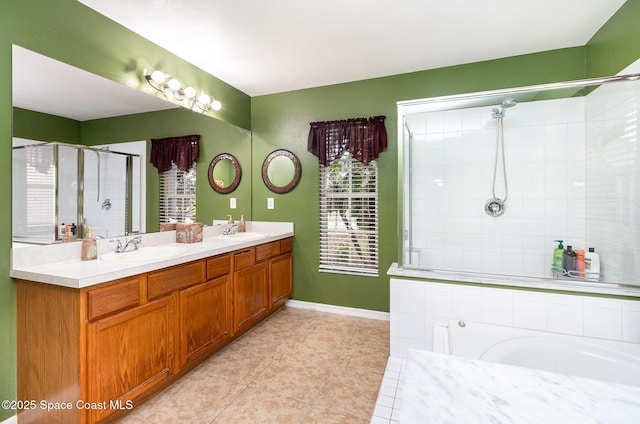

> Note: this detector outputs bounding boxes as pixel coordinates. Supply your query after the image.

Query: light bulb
[150,70,166,84]
[198,93,211,105]
[167,78,182,91]
[184,87,196,98]
[211,100,222,111]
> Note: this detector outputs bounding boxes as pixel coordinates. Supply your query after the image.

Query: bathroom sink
[100,246,187,262]
[216,232,269,241]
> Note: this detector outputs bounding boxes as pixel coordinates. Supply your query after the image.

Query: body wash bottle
[563,245,577,276]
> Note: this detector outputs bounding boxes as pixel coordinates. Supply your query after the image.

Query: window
[319,151,379,276]
[159,164,196,223]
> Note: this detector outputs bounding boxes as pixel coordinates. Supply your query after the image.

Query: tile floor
[115,306,390,424]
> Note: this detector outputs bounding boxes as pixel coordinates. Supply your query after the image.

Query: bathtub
[433,320,640,387]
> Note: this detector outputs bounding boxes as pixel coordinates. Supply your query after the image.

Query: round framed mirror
[208,153,241,194]
[261,149,301,194]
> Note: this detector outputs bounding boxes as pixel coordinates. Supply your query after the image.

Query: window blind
[319,153,379,276]
[24,161,56,237]
[159,164,196,223]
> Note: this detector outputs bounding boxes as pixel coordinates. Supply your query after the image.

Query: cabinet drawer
[148,261,204,299]
[255,241,280,262]
[280,237,293,253]
[207,254,231,280]
[233,248,255,270]
[87,277,142,321]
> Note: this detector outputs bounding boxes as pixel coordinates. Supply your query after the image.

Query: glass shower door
[82,149,129,239]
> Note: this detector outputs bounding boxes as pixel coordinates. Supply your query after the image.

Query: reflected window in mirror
[261,149,301,194]
[208,153,241,194]
[160,164,196,225]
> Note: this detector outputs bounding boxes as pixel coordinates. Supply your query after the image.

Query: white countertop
[388,263,640,298]
[10,221,293,289]
[400,349,640,424]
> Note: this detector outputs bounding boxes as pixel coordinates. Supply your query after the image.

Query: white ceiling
[78,0,626,96]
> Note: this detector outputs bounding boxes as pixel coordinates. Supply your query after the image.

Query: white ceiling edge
[12,45,177,122]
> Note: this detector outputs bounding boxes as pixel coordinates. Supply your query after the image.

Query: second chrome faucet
[111,236,142,253]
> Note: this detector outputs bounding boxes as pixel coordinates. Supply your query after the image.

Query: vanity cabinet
[269,239,293,309]
[16,237,292,424]
[179,254,233,366]
[233,248,269,334]
[87,294,176,423]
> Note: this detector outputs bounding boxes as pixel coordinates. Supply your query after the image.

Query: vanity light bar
[144,69,222,113]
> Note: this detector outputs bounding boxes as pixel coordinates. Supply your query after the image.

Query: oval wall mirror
[261,149,302,194]
[208,153,241,194]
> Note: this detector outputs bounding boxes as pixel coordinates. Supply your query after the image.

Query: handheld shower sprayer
[485,98,517,217]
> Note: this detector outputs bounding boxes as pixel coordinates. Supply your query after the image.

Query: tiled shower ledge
[387,263,640,298]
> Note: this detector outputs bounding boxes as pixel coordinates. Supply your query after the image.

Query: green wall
[13,108,81,143]
[1,0,639,421]
[586,0,640,77]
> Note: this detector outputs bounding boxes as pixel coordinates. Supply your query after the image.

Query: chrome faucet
[222,223,239,235]
[110,236,142,253]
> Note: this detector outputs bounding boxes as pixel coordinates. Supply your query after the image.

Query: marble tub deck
[392,349,640,423]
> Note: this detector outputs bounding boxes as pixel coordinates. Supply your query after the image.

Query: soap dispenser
[238,215,246,232]
[227,214,234,224]
[553,240,564,274]
[81,227,97,261]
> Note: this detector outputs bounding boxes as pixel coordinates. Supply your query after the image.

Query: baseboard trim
[286,299,390,321]
[1,415,17,424]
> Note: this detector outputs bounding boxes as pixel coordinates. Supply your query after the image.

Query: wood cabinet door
[269,252,292,310]
[87,295,176,423]
[179,275,233,366]
[233,261,268,333]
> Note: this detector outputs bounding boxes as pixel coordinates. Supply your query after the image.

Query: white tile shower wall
[585,77,640,285]
[409,98,586,278]
[390,278,640,358]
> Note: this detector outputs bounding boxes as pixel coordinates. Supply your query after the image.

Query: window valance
[150,134,200,173]
[307,115,387,166]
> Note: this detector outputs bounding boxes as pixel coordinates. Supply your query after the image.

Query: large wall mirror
[208,153,241,194]
[261,149,301,194]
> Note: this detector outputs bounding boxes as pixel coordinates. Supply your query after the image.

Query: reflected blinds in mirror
[13,145,56,240]
[159,164,196,224]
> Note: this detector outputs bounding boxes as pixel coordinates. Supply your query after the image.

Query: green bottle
[553,240,564,274]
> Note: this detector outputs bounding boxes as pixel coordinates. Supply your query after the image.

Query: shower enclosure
[12,141,142,243]
[398,69,640,287]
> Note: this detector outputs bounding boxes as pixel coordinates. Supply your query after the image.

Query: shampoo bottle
[238,215,246,232]
[553,240,564,274]
[584,247,600,281]
[563,245,577,276]
[81,227,97,261]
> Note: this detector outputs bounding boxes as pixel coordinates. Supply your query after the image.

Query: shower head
[492,98,517,119]
[501,98,517,108]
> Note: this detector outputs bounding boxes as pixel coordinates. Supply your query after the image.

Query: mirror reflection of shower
[484,98,517,217]
[12,140,143,244]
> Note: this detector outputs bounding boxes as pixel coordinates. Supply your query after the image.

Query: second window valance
[307,115,387,166]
